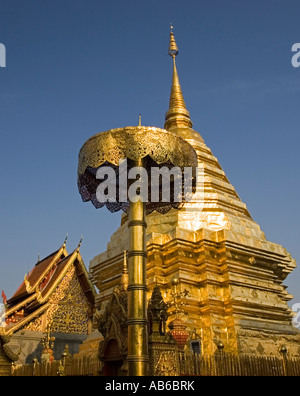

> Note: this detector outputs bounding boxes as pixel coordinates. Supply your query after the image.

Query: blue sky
[0,0,300,307]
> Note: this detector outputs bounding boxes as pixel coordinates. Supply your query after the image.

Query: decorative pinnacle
[62,233,68,248]
[165,27,193,131]
[168,24,179,58]
[76,236,83,250]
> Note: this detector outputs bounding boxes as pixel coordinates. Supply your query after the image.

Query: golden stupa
[89,29,300,362]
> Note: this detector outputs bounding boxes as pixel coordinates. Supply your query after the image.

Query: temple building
[0,237,96,364]
[90,30,300,363]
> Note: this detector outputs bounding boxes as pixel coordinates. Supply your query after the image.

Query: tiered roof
[2,238,95,336]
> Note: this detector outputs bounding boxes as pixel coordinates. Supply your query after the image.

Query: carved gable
[48,266,91,334]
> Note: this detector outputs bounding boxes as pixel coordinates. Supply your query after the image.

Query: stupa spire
[164,26,193,131]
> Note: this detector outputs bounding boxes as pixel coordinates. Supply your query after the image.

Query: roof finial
[62,233,68,248]
[76,236,83,251]
[165,27,193,131]
[138,113,142,127]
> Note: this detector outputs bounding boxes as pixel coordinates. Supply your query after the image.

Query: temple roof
[2,238,96,336]
[8,250,61,302]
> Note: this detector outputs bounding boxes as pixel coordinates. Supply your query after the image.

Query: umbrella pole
[127,158,149,376]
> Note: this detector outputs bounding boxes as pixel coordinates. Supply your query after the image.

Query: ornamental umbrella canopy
[78,126,197,213]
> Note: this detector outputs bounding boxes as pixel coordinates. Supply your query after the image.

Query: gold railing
[178,351,300,376]
[12,355,101,377]
[10,350,300,376]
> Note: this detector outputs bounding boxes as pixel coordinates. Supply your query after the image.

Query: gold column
[127,158,149,376]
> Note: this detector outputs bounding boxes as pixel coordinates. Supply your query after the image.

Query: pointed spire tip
[168,26,179,58]
[165,28,193,131]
